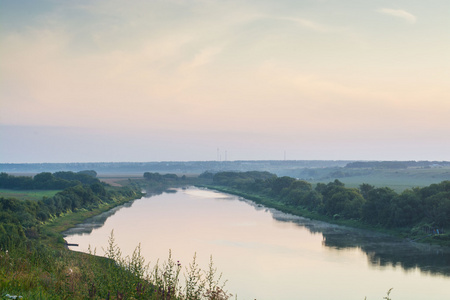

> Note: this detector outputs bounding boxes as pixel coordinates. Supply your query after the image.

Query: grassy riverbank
[198,184,380,228]
[0,181,148,298]
[41,187,144,248]
[1,173,233,299]
[199,184,450,247]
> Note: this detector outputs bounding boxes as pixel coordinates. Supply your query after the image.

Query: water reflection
[64,187,450,278]
[63,189,168,236]
[233,195,450,276]
[321,228,450,276]
[229,198,450,276]
[63,200,136,236]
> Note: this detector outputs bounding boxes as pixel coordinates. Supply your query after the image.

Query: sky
[1,0,449,163]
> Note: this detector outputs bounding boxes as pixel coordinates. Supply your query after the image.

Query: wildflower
[5,294,23,299]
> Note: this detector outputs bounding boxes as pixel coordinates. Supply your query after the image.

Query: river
[63,187,450,300]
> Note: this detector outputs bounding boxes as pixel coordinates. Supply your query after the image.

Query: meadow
[0,189,61,201]
[302,167,450,192]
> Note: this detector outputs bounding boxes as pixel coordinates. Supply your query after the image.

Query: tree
[78,170,97,177]
[34,172,54,184]
[163,173,179,180]
[389,190,423,227]
[323,188,365,219]
[144,172,163,181]
[270,176,296,195]
[362,187,397,226]
[90,182,107,197]
[423,192,450,227]
[359,183,375,199]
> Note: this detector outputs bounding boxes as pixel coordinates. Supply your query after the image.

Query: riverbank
[1,176,232,299]
[41,189,144,248]
[62,185,450,300]
[199,184,450,248]
[0,182,150,299]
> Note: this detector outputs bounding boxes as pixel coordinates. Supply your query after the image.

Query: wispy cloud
[182,46,223,70]
[267,16,339,33]
[377,8,417,23]
[281,16,334,33]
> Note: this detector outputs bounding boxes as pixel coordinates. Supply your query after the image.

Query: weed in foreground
[98,230,232,299]
[364,288,394,300]
[383,288,393,300]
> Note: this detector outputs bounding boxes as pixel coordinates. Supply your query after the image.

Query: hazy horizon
[1,1,449,163]
[1,153,449,165]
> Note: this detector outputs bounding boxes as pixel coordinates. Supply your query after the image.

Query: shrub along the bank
[210,171,450,233]
[0,172,142,249]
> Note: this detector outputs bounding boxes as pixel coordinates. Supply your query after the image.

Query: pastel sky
[1,0,449,163]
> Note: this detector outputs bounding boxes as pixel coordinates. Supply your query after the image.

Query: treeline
[211,171,450,231]
[142,172,195,193]
[0,172,142,248]
[143,172,186,181]
[0,170,99,190]
[345,161,450,169]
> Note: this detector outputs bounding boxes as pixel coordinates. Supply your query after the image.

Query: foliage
[53,171,99,185]
[198,172,214,180]
[144,172,180,182]
[76,170,98,178]
[0,171,101,191]
[0,173,142,250]
[0,230,232,299]
[141,172,196,194]
[210,171,450,240]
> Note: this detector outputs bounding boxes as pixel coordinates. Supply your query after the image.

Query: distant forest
[345,161,450,169]
[2,160,449,177]
[0,170,98,190]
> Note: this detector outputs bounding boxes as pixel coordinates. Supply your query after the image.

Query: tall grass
[1,231,232,299]
[1,232,397,300]
[92,230,233,300]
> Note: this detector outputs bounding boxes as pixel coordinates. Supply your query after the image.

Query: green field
[298,167,450,192]
[0,188,61,201]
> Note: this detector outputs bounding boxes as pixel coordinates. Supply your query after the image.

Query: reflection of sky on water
[233,193,450,276]
[64,187,450,276]
[184,189,234,199]
[63,200,136,237]
[64,187,450,300]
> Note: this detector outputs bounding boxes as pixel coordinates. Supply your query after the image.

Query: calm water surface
[64,187,450,300]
